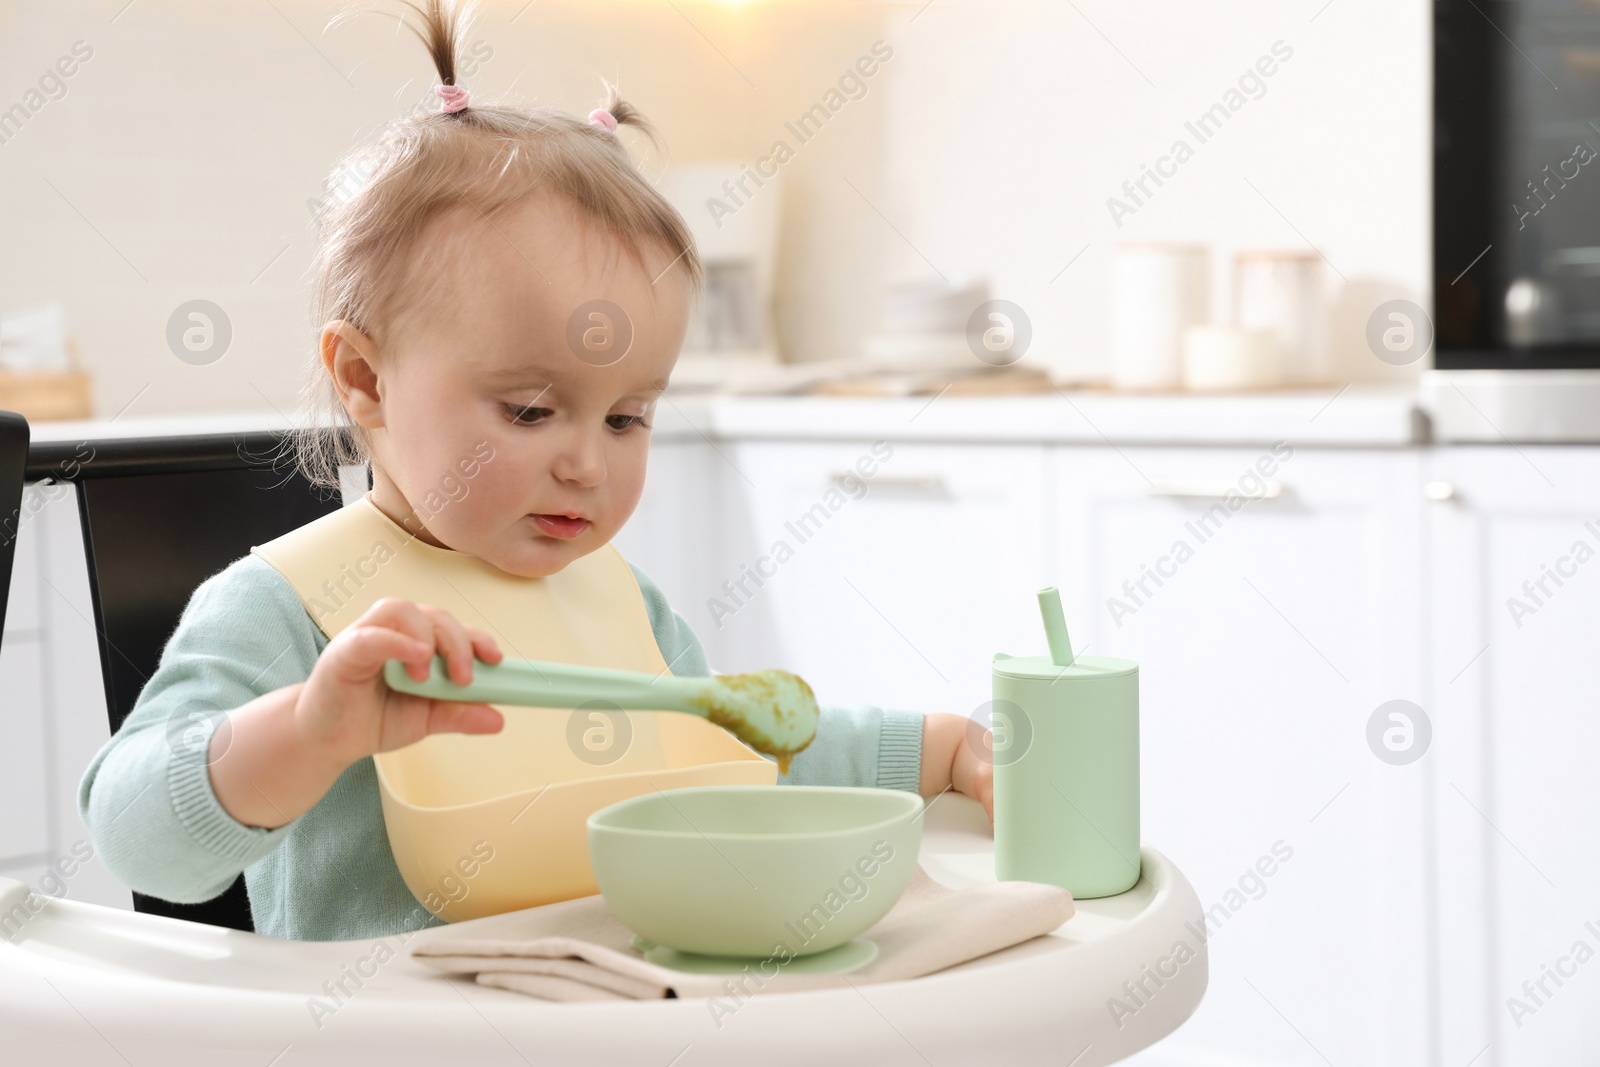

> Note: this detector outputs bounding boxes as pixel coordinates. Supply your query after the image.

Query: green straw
[1037,586,1075,667]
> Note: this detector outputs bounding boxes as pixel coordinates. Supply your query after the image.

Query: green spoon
[382,655,819,770]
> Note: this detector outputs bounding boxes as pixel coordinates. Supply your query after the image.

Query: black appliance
[1435,0,1600,368]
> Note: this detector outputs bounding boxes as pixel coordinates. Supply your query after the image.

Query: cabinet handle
[1147,480,1285,501]
[830,471,948,495]
[1423,480,1457,502]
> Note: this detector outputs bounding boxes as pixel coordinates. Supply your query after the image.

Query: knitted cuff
[167,711,293,864]
[875,709,925,793]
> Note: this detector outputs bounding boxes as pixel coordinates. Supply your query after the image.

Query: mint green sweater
[77,552,924,942]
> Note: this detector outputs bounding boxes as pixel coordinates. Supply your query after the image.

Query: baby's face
[352,189,692,577]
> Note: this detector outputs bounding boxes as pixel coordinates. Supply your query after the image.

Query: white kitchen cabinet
[613,439,729,630]
[0,633,49,865]
[1047,445,1431,1067]
[1,485,55,870]
[0,482,129,910]
[694,440,1053,717]
[3,495,40,636]
[1427,447,1600,1067]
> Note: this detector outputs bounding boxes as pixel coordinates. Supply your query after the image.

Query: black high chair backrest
[0,411,31,638]
[30,428,347,932]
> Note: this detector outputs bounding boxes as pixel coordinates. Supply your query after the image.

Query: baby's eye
[607,413,651,433]
[503,404,551,426]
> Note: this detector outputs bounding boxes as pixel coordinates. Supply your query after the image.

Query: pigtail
[595,79,663,153]
[398,0,474,96]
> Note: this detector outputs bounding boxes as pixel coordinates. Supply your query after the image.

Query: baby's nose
[549,429,607,486]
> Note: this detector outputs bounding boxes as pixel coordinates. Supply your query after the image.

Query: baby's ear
[321,321,385,428]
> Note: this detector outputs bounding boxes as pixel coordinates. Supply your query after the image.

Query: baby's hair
[292,0,702,493]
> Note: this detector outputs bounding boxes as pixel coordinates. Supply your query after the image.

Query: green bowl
[587,785,923,959]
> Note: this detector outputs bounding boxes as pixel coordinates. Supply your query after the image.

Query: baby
[78,0,992,941]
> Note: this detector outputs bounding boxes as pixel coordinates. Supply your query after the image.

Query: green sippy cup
[991,586,1141,899]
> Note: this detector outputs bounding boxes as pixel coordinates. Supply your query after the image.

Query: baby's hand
[921,713,996,826]
[953,728,996,825]
[294,597,505,768]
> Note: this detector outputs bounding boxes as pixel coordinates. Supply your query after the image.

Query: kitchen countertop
[655,385,1422,446]
[24,385,1425,450]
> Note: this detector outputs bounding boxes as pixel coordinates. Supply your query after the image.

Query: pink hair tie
[436,84,470,113]
[588,108,618,132]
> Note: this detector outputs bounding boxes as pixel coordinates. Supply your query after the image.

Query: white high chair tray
[0,795,1205,1066]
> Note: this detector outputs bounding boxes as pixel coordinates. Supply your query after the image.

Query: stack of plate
[863,276,992,373]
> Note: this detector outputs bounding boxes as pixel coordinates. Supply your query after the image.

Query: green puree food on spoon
[383,655,820,771]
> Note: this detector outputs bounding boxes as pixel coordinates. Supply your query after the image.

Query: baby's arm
[78,555,503,903]
[78,555,325,902]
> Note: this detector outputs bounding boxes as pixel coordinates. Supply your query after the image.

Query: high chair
[2,795,1206,1064]
[2,415,1208,1063]
[0,411,27,636]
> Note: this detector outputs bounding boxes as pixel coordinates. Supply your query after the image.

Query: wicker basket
[0,369,92,421]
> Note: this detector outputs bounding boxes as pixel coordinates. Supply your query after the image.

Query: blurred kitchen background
[7,2,1600,1067]
[0,0,1427,410]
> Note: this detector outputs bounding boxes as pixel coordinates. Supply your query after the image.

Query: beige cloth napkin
[410,865,1074,1001]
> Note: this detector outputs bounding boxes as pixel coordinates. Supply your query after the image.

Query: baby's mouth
[530,513,590,539]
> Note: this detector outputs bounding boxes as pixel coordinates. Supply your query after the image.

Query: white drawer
[0,637,50,861]
[1,483,54,635]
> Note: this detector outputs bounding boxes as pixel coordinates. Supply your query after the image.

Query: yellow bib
[253,493,774,921]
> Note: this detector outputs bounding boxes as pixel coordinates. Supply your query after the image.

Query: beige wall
[881,0,1430,387]
[0,0,1428,420]
[0,0,898,418]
